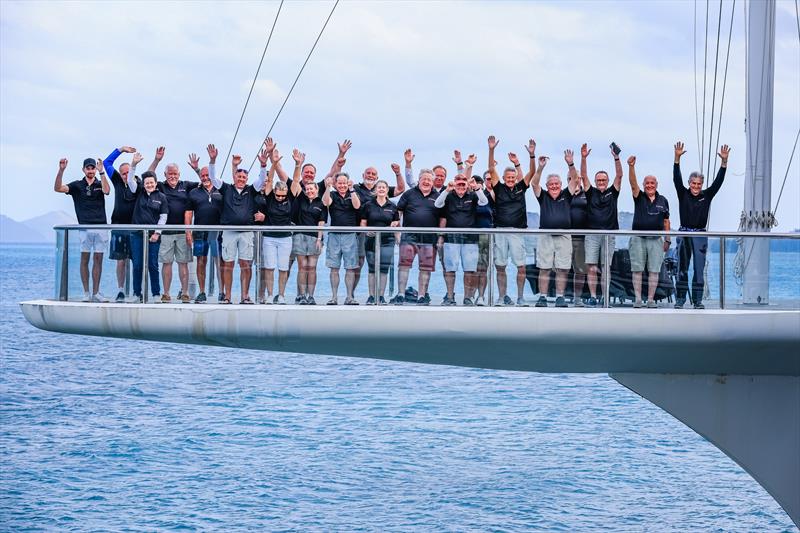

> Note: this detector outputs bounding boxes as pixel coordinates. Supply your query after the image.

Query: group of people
[54,136,728,308]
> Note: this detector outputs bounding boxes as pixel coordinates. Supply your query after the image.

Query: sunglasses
[274,194,287,199]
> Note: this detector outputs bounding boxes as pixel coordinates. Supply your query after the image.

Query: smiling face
[304,181,319,200]
[594,171,609,192]
[454,176,469,196]
[503,169,517,187]
[375,181,389,198]
[335,174,349,195]
[689,173,704,196]
[143,176,157,193]
[546,174,562,198]
[164,164,180,187]
[643,175,658,196]
[199,166,211,188]
[234,169,249,189]
[302,163,317,183]
[362,167,378,189]
[83,163,97,180]
[432,166,447,189]
[120,162,130,181]
[418,172,434,195]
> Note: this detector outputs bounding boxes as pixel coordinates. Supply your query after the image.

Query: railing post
[488,232,494,306]
[719,236,726,309]
[208,233,217,298]
[254,230,261,303]
[59,229,69,301]
[603,233,611,308]
[374,230,381,302]
[142,229,149,304]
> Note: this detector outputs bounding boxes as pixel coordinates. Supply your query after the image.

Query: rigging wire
[247,0,340,173]
[704,0,724,184]
[694,0,703,168]
[700,0,710,171]
[219,0,285,179]
[710,0,736,181]
[773,128,800,216]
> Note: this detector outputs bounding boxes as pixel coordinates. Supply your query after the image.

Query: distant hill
[0,211,76,243]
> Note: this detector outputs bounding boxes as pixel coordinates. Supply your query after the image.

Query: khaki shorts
[629,236,665,272]
[585,234,616,265]
[571,236,587,274]
[221,230,255,262]
[293,233,322,256]
[493,233,526,267]
[158,233,192,263]
[537,234,571,270]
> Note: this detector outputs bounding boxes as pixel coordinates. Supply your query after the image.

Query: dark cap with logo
[83,158,97,169]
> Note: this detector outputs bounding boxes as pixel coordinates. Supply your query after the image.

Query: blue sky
[1,0,798,230]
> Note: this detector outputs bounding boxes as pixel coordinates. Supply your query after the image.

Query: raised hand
[627,155,637,167]
[487,135,499,150]
[390,163,401,174]
[525,138,536,156]
[324,175,334,188]
[59,158,68,170]
[270,148,282,165]
[445,181,455,192]
[188,153,200,170]
[207,144,218,163]
[718,144,730,161]
[97,157,105,170]
[452,150,463,165]
[581,143,591,158]
[404,148,414,165]
[292,149,305,165]
[466,153,477,166]
[263,137,275,154]
[674,141,687,160]
[335,157,346,170]
[537,155,549,168]
[256,147,269,167]
[232,154,243,167]
[347,178,354,190]
[154,146,165,161]
[338,139,352,155]
[508,152,520,166]
[564,149,575,166]
[132,152,144,165]
[120,146,136,154]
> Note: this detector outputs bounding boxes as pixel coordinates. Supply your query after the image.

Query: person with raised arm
[208,141,269,304]
[569,149,590,306]
[127,154,169,302]
[673,141,729,309]
[291,149,328,305]
[255,148,296,305]
[532,150,580,308]
[486,136,533,306]
[54,155,111,302]
[435,156,486,306]
[628,155,671,308]
[184,150,223,304]
[322,170,362,305]
[403,147,448,194]
[359,180,401,305]
[581,143,623,307]
[471,173,494,306]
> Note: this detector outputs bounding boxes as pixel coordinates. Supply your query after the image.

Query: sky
[1,0,798,230]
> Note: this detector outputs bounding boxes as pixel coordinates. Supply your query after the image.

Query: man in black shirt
[673,141,729,309]
[628,155,671,308]
[487,136,535,306]
[54,156,111,302]
[185,159,223,303]
[322,172,362,305]
[533,150,580,308]
[580,143,623,307]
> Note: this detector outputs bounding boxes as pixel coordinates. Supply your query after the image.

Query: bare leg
[330,268,340,301]
[397,266,410,294]
[261,268,275,300]
[162,262,173,296]
[538,268,550,296]
[277,270,289,297]
[296,256,308,295]
[444,271,456,299]
[221,260,234,300]
[515,265,526,299]
[497,265,508,297]
[555,268,568,296]
[79,252,90,293]
[464,271,476,299]
[345,269,356,299]
[378,272,388,298]
[197,256,208,293]
[587,264,598,298]
[573,271,585,301]
[367,272,376,298]
[239,259,252,301]
[353,256,365,290]
[477,266,488,298]
[91,252,103,295]
[116,259,126,290]
[419,271,432,295]
[307,256,319,296]
[178,262,189,294]
[647,271,659,302]
[633,271,643,303]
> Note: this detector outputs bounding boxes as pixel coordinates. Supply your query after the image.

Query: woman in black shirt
[359,180,400,304]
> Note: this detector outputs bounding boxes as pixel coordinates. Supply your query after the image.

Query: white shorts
[261,235,292,270]
[221,230,255,262]
[79,230,108,253]
[537,234,572,270]
[444,242,479,272]
[493,233,526,267]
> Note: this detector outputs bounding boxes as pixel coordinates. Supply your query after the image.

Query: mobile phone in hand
[610,142,621,156]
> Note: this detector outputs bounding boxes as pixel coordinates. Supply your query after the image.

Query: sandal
[220,298,232,304]
[240,298,254,305]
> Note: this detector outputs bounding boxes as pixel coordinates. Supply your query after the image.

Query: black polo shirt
[493,181,528,228]
[632,191,670,231]
[159,180,200,229]
[586,185,620,230]
[328,191,359,228]
[292,196,328,237]
[187,185,223,225]
[361,198,400,245]
[66,178,107,224]
[673,164,726,229]
[219,182,258,226]
[442,191,480,244]
[132,190,169,226]
[537,189,572,230]
[397,186,440,244]
[256,191,294,238]
[569,189,589,230]
[110,171,139,224]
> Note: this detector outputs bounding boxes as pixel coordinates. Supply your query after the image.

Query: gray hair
[503,166,516,175]
[165,163,180,173]
[546,173,562,185]
[689,171,704,182]
[419,168,434,180]
[273,181,288,192]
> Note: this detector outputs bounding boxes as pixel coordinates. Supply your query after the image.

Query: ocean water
[1,244,797,531]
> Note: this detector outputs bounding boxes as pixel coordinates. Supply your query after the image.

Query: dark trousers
[131,233,161,297]
[676,234,708,304]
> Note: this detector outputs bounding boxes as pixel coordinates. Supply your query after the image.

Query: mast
[743,0,776,304]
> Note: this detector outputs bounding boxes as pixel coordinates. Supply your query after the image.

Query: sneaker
[587,297,598,308]
[463,297,474,306]
[161,294,171,303]
[442,296,456,306]
[128,294,143,303]
[327,298,338,306]
[647,300,657,309]
[555,296,568,308]
[390,294,404,305]
[92,293,109,303]
[218,292,225,302]
[417,293,431,306]
[274,295,286,305]
[115,291,125,303]
[404,287,419,303]
[297,294,308,305]
[344,297,359,305]
[674,299,686,309]
[180,293,191,304]
[516,297,529,307]
[693,302,705,309]
[306,296,317,305]
[82,292,91,302]
[475,296,486,307]
[366,295,376,306]
[633,300,643,308]
[535,295,548,308]
[378,296,387,305]
[195,292,207,304]
[574,298,585,308]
